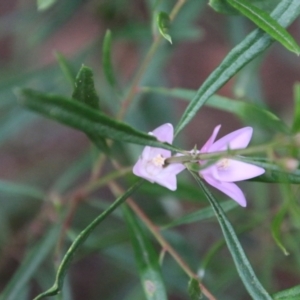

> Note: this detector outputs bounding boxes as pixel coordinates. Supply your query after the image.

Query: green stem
[165,140,284,165]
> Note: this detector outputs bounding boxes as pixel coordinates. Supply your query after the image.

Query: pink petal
[151,123,174,143]
[165,162,186,175]
[156,174,177,191]
[200,125,221,153]
[132,158,155,183]
[203,174,247,207]
[155,163,185,190]
[210,127,253,152]
[213,159,265,182]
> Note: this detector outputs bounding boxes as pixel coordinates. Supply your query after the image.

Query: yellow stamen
[152,154,165,167]
[217,158,230,170]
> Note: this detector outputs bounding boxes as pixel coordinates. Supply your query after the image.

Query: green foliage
[271,204,289,255]
[157,12,172,44]
[33,180,143,300]
[191,173,272,300]
[187,278,202,300]
[143,87,289,133]
[273,285,300,300]
[18,89,178,151]
[292,82,300,132]
[72,65,100,109]
[0,228,59,300]
[102,30,118,88]
[175,0,300,136]
[2,0,300,298]
[123,205,168,300]
[227,0,300,55]
[209,0,239,15]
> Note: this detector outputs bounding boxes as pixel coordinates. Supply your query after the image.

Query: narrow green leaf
[123,205,168,300]
[37,0,57,11]
[188,278,202,300]
[271,204,289,255]
[0,180,45,200]
[273,285,300,300]
[227,0,300,55]
[292,82,300,132]
[191,172,272,300]
[102,30,117,87]
[142,87,289,133]
[0,227,59,300]
[18,89,178,151]
[72,66,109,152]
[209,0,239,15]
[32,180,143,300]
[55,52,76,86]
[162,200,237,229]
[157,12,172,44]
[72,65,100,110]
[175,0,300,135]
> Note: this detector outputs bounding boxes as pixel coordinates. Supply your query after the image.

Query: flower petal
[132,158,155,183]
[213,159,265,182]
[155,174,177,191]
[210,127,253,152]
[202,174,247,207]
[200,125,221,153]
[151,123,174,143]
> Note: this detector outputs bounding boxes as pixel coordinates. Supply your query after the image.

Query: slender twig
[109,181,217,300]
[117,0,187,120]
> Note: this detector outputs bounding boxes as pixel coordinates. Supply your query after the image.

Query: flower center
[145,154,166,176]
[152,154,165,167]
[217,158,230,170]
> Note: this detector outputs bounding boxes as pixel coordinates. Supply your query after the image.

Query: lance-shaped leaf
[271,204,289,256]
[273,285,300,300]
[227,0,300,55]
[55,52,76,87]
[123,205,168,300]
[191,172,272,300]
[209,0,238,15]
[292,82,300,132]
[102,30,118,88]
[188,278,202,300]
[142,87,289,133]
[32,180,143,300]
[162,200,237,229]
[175,0,300,135]
[18,89,178,151]
[72,65,100,109]
[0,180,45,200]
[157,12,172,44]
[72,65,109,152]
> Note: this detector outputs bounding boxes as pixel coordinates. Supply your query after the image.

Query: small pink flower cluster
[133,123,265,207]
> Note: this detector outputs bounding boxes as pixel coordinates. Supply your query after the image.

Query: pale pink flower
[133,123,185,191]
[199,125,265,207]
